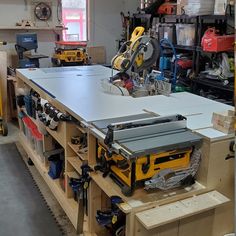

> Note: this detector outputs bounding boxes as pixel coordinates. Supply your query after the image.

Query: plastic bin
[33,129,44,162]
[159,24,176,44]
[22,116,37,149]
[20,115,26,135]
[176,24,195,46]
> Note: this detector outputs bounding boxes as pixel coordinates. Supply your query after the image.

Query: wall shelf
[0,26,67,31]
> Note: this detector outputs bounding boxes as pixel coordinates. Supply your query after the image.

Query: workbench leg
[126,212,135,236]
[76,198,84,234]
[88,180,102,234]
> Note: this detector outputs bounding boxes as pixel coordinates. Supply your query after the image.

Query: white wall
[124,0,140,13]
[88,0,140,63]
[88,0,124,63]
[0,0,60,67]
[0,0,140,67]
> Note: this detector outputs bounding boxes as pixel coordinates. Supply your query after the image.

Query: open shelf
[91,170,206,214]
[68,156,83,175]
[46,126,65,148]
[76,125,87,134]
[192,77,234,93]
[67,171,80,179]
[19,132,78,228]
[162,44,196,51]
[68,142,88,161]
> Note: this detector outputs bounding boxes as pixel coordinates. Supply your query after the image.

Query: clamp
[96,196,125,235]
[69,164,93,215]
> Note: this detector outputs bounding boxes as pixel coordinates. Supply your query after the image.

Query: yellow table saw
[92,114,202,196]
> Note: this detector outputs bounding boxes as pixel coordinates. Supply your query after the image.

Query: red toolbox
[201,28,234,52]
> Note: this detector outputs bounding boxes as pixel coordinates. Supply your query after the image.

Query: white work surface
[17,65,233,139]
[17,65,115,79]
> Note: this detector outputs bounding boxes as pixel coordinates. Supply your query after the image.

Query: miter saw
[111,26,158,73]
[102,26,159,96]
[92,114,202,196]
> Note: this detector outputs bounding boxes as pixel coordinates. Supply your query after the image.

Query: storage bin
[20,115,26,135]
[176,24,195,46]
[33,129,44,162]
[159,24,176,44]
[22,116,37,149]
[29,128,36,150]
[23,95,33,117]
[48,160,63,179]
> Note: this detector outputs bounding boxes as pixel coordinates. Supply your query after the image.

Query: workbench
[16,65,234,236]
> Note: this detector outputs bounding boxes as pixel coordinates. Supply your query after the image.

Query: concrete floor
[1,122,78,236]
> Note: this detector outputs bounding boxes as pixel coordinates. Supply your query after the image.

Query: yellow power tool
[97,144,192,187]
[52,41,88,66]
[93,114,202,196]
[111,26,159,73]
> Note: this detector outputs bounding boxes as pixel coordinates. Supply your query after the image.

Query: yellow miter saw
[111,26,159,73]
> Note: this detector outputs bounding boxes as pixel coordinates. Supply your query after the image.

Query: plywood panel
[207,139,235,236]
[135,220,178,236]
[87,46,106,64]
[178,210,214,236]
[136,191,229,230]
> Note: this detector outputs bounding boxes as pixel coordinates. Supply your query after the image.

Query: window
[62,0,87,41]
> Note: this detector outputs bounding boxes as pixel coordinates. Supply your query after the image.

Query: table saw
[92,113,202,196]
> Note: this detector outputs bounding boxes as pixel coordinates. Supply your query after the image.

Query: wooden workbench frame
[15,72,234,236]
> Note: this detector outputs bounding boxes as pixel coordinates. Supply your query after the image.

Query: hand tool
[96,196,125,235]
[69,165,93,215]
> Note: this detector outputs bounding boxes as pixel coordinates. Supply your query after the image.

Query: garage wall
[0,0,60,67]
[0,0,139,67]
[124,0,140,13]
[88,0,124,63]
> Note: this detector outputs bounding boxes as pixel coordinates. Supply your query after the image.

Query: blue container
[48,160,63,179]
[24,95,33,117]
[159,56,171,70]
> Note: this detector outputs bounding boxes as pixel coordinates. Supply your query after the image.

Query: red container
[201,28,234,52]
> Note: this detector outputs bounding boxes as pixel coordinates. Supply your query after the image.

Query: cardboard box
[87,46,106,64]
[212,110,235,134]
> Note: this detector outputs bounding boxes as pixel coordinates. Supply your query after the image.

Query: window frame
[61,0,88,42]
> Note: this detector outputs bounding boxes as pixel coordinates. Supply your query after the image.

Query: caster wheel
[2,121,8,136]
[27,158,34,166]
